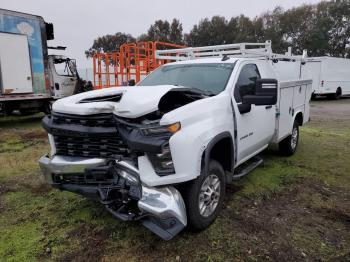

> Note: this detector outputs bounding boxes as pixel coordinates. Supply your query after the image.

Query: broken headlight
[147,143,175,175]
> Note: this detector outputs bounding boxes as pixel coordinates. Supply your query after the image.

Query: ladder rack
[155,40,308,62]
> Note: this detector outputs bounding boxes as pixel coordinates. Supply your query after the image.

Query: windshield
[54,58,78,77]
[139,63,235,95]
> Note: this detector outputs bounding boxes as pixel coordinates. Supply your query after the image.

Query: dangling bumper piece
[39,155,187,240]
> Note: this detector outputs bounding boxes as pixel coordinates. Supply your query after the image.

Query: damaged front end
[38,86,210,240]
[39,155,187,240]
[39,111,187,240]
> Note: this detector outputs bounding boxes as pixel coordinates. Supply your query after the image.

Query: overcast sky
[1,0,321,68]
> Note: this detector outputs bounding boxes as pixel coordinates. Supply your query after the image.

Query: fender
[203,131,235,177]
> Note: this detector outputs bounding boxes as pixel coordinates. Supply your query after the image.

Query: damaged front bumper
[39,155,187,240]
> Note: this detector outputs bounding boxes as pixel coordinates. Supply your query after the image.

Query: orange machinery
[92,41,185,89]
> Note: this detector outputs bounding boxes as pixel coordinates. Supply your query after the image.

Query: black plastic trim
[203,132,234,175]
[42,115,117,136]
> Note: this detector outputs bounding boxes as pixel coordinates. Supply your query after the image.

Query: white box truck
[0,9,84,115]
[302,56,350,99]
[39,41,312,240]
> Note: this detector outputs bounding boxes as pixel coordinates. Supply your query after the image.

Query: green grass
[0,107,349,261]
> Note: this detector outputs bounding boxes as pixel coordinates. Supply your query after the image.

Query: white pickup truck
[39,42,312,240]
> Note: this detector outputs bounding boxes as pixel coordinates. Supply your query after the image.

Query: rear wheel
[182,160,226,231]
[332,87,342,100]
[279,121,299,156]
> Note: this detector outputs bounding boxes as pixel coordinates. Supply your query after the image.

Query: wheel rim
[198,174,221,217]
[291,126,298,150]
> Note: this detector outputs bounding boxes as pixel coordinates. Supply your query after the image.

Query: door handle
[265,105,272,109]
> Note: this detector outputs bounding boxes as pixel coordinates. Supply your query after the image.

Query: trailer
[301,56,350,99]
[0,9,81,114]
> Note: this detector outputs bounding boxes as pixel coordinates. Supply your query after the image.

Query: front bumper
[39,155,187,240]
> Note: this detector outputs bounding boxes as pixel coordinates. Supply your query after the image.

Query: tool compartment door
[277,86,294,141]
[0,32,33,94]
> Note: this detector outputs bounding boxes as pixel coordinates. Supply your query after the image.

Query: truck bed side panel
[275,80,312,143]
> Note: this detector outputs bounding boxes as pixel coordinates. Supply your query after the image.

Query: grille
[54,134,129,158]
[51,113,130,158]
[52,113,115,127]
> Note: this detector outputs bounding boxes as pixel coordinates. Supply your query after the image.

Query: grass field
[0,99,349,261]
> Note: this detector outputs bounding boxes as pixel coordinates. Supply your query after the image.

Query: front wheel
[182,160,226,231]
[42,101,52,115]
[279,121,299,156]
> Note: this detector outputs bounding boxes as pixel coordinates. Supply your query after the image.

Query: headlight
[141,122,181,136]
[141,122,180,175]
[148,143,175,175]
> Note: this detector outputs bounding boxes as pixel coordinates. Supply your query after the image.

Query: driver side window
[234,64,261,103]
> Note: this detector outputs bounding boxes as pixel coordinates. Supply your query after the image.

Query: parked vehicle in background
[48,54,88,99]
[301,56,350,99]
[39,41,312,240]
[0,9,84,115]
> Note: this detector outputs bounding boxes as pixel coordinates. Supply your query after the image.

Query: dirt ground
[311,96,350,121]
[0,98,350,262]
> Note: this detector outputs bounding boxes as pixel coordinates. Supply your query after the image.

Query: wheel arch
[294,111,304,126]
[202,132,234,176]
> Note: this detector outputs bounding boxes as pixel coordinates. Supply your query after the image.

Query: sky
[0,0,322,69]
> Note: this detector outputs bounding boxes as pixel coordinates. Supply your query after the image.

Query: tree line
[85,0,350,58]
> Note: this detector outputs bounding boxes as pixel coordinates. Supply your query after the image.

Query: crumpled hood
[52,85,183,118]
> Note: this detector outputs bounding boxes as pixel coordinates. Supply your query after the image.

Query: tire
[279,121,299,156]
[42,102,52,115]
[331,87,342,100]
[182,160,226,231]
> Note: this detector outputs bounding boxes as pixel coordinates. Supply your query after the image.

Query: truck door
[0,33,33,94]
[48,56,78,99]
[232,63,276,164]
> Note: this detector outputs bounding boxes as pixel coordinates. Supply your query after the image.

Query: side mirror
[242,78,277,106]
[45,23,54,40]
[128,79,136,86]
